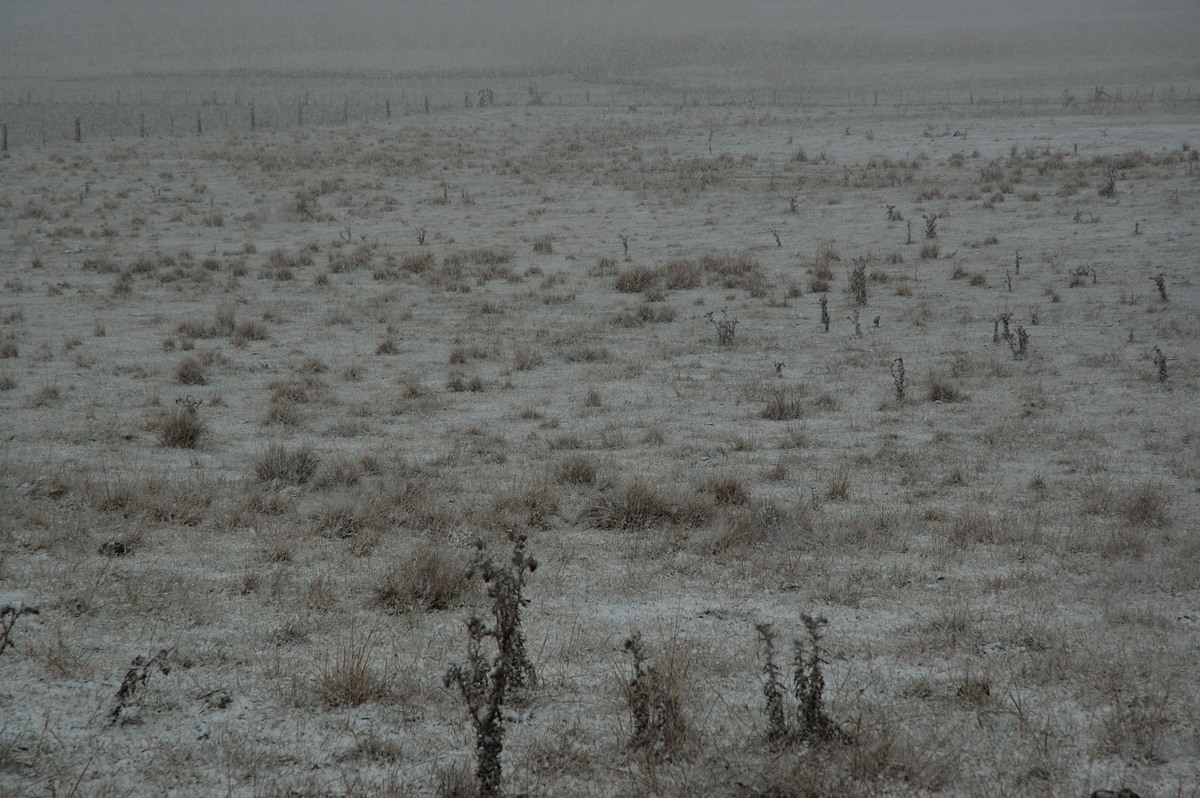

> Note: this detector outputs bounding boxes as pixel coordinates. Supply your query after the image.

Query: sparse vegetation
[1,56,1195,798]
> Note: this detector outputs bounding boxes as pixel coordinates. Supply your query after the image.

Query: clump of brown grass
[927,371,968,403]
[700,251,764,292]
[703,473,751,506]
[373,546,469,613]
[703,499,802,554]
[176,356,207,385]
[825,467,852,501]
[490,481,560,530]
[264,397,305,426]
[313,455,363,489]
[583,479,677,530]
[254,443,319,484]
[157,405,205,448]
[614,265,659,293]
[663,258,701,289]
[513,348,543,371]
[1117,481,1172,528]
[313,492,391,544]
[554,454,599,485]
[763,389,805,420]
[315,630,394,707]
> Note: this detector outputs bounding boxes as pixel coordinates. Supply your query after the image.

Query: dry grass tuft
[314,631,394,707]
[554,454,599,485]
[825,467,852,501]
[583,479,678,530]
[254,443,320,484]
[373,547,469,613]
[175,356,207,385]
[264,397,305,427]
[490,481,561,529]
[157,406,205,448]
[614,266,660,293]
[703,473,751,506]
[927,371,969,403]
[703,500,803,553]
[1116,482,1172,528]
[663,258,702,289]
[763,389,806,420]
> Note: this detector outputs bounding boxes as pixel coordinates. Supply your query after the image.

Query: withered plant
[705,309,738,346]
[1010,326,1029,360]
[1152,347,1168,383]
[891,357,907,401]
[1152,274,1169,302]
[848,256,868,306]
[444,533,538,797]
[755,617,847,745]
[623,632,687,757]
[110,649,172,724]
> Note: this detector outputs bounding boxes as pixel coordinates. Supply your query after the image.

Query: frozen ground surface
[1,5,1199,790]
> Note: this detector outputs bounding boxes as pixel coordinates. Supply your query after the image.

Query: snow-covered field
[2,9,1199,794]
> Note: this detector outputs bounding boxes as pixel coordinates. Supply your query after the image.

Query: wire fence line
[1,81,1194,151]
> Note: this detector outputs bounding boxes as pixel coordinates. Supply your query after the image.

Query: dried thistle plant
[848,256,868,306]
[444,532,538,797]
[1153,346,1168,383]
[705,308,739,346]
[444,617,507,797]
[1152,274,1168,302]
[890,357,907,401]
[1010,325,1029,360]
[623,632,687,757]
[755,624,790,742]
[993,311,1014,344]
[755,618,847,746]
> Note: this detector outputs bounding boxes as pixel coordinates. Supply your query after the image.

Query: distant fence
[1,81,1195,150]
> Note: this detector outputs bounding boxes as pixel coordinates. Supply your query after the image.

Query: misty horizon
[4,0,1197,92]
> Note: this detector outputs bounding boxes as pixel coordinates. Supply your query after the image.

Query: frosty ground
[1,91,1198,796]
